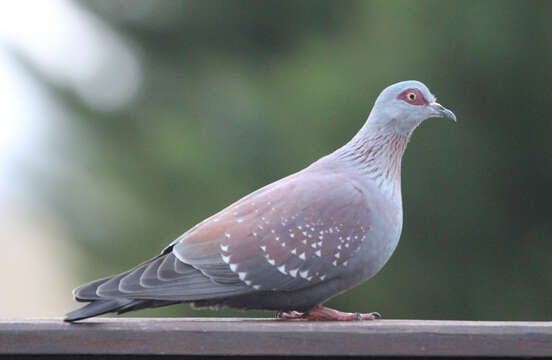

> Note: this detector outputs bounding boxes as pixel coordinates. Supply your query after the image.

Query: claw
[358,311,382,320]
[276,310,304,319]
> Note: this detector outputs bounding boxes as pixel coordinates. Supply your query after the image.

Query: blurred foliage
[39,0,552,320]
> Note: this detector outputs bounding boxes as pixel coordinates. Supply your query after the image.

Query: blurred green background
[1,0,551,320]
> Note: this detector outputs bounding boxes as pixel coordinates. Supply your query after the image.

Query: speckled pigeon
[65,80,455,322]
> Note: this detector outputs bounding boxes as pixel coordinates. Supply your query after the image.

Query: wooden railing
[1,318,551,358]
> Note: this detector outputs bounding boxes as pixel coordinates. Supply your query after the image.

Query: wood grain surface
[1,318,551,357]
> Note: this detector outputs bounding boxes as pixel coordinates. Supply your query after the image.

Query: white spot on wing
[299,270,309,279]
[229,263,238,272]
[315,249,322,257]
[299,252,306,260]
[277,264,287,274]
[220,244,229,252]
[264,254,276,266]
[221,254,231,264]
[238,272,247,280]
[289,268,298,277]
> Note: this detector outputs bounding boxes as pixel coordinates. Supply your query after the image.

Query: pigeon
[65,80,455,322]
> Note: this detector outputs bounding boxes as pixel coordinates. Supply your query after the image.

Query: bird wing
[173,167,372,292]
[74,251,251,301]
[76,167,373,302]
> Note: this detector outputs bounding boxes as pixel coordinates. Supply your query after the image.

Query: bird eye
[397,88,427,105]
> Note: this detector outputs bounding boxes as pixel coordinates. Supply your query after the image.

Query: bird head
[367,80,456,136]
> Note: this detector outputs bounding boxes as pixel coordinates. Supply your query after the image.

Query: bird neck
[335,123,411,197]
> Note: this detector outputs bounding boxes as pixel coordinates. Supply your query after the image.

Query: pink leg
[276,306,381,321]
[302,305,381,321]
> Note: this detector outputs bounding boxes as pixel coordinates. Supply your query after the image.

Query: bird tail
[64,299,134,322]
[65,298,181,322]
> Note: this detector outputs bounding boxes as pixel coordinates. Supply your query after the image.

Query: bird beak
[429,102,456,122]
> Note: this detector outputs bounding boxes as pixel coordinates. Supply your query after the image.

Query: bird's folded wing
[76,252,250,301]
[174,169,372,292]
[74,169,373,301]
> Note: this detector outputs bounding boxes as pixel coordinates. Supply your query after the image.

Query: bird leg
[303,306,381,321]
[276,306,381,321]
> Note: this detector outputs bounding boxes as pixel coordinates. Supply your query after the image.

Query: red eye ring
[397,88,428,106]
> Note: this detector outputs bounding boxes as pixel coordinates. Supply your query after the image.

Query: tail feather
[65,298,180,322]
[66,250,247,321]
[116,300,180,314]
[64,299,134,322]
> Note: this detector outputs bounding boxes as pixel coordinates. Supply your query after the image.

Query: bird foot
[276,306,381,321]
[304,306,382,321]
[276,310,304,319]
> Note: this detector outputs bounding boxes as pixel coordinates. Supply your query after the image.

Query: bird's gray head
[366,80,456,136]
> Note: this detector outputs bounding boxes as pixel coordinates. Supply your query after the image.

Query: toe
[359,312,382,320]
[370,312,382,319]
[276,311,303,319]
